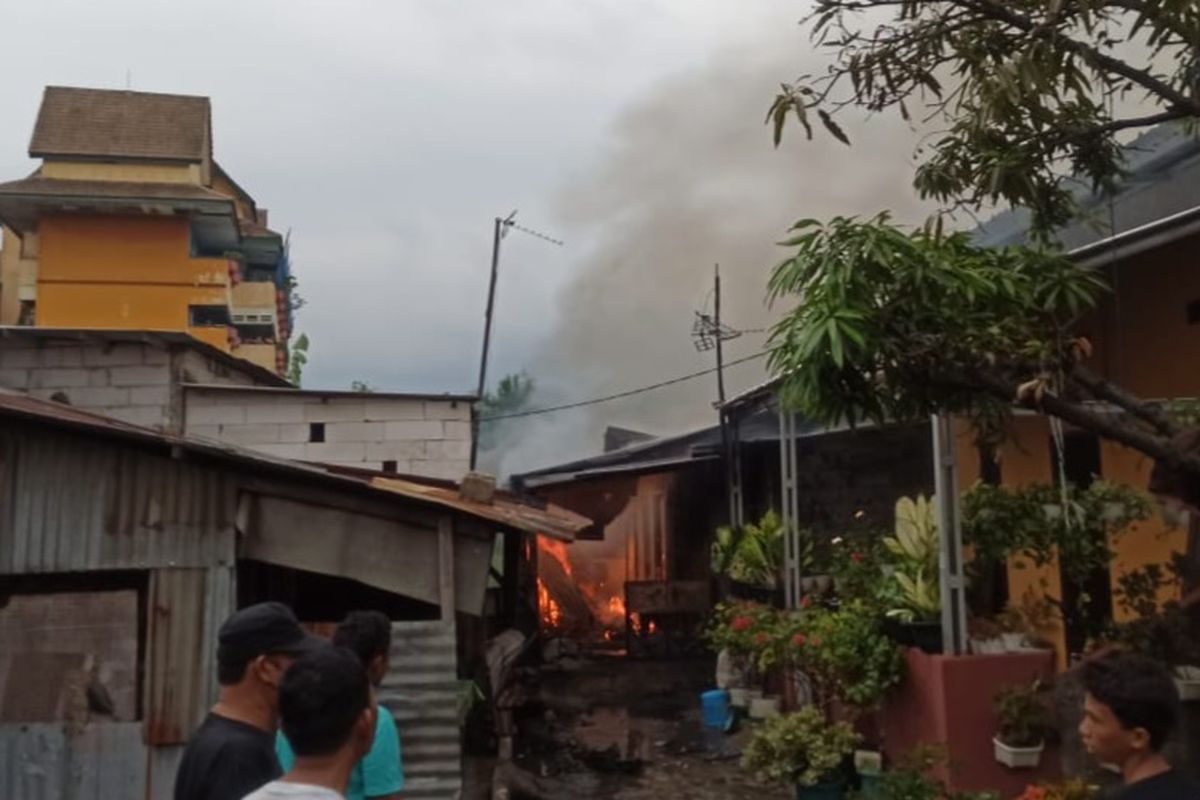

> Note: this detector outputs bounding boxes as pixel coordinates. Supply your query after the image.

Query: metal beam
[931,414,969,655]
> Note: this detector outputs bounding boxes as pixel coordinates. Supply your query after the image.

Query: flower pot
[970,637,1006,655]
[795,780,846,800]
[1001,633,1027,652]
[857,773,883,799]
[1173,666,1200,702]
[729,687,751,708]
[749,695,781,720]
[993,737,1044,768]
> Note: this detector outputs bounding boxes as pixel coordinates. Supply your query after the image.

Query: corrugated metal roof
[0,326,290,387]
[974,120,1200,250]
[0,390,588,540]
[0,425,237,574]
[372,476,589,542]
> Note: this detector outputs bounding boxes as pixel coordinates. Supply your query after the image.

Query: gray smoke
[493,19,937,478]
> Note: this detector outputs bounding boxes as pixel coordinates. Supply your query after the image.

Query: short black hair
[279,648,370,756]
[333,610,392,666]
[1082,652,1180,751]
[217,655,251,686]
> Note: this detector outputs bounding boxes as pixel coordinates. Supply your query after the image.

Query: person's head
[1080,652,1180,766]
[216,602,325,707]
[332,610,392,686]
[278,648,376,763]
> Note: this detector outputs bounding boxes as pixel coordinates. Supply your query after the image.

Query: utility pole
[714,264,726,407]
[471,212,515,471]
[714,264,736,527]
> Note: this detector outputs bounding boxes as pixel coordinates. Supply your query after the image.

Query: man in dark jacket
[175,602,324,800]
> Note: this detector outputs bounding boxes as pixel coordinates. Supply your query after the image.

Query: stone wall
[0,339,175,429]
[183,388,473,480]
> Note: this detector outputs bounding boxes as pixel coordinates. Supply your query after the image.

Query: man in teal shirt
[277,611,403,799]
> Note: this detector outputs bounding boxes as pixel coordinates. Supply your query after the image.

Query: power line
[479,351,769,422]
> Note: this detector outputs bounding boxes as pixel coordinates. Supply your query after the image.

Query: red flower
[799,596,812,609]
[809,636,823,648]
[792,633,807,647]
[850,551,865,564]
[731,616,753,632]
[753,632,770,646]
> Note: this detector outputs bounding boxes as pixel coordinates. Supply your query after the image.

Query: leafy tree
[286,332,309,386]
[770,1,1200,234]
[765,216,1200,496]
[478,372,535,453]
[765,2,1200,505]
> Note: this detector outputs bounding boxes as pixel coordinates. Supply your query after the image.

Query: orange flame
[538,578,563,628]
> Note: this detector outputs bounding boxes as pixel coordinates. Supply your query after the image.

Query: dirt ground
[465,653,792,799]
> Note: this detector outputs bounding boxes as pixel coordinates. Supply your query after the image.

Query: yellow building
[0,86,293,375]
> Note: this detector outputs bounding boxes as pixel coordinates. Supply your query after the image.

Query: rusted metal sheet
[378,620,461,800]
[245,495,495,615]
[372,476,589,542]
[0,427,236,575]
[0,721,146,800]
[144,569,206,746]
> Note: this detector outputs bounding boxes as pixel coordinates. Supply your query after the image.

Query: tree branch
[1068,365,1182,438]
[959,369,1200,474]
[962,0,1200,114]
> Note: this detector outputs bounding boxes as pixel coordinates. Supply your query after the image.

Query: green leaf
[818,109,851,145]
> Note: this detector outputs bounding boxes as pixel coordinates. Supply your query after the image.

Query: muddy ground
[465,653,791,799]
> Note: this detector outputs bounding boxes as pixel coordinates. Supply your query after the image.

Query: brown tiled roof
[0,176,231,204]
[30,86,210,162]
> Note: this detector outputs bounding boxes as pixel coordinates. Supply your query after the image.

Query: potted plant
[969,616,1006,655]
[996,606,1028,651]
[705,601,769,708]
[993,680,1050,768]
[742,706,860,800]
[882,495,943,653]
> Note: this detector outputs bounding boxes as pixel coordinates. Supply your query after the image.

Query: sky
[0,1,933,471]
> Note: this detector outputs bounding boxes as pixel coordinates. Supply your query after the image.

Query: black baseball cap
[217,602,326,667]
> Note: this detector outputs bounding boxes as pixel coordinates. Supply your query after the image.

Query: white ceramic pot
[1002,633,1027,651]
[749,695,781,720]
[993,737,1044,769]
[1174,666,1200,701]
[971,637,1006,655]
[729,687,750,708]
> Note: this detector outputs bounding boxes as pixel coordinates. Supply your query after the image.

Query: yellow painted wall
[0,226,39,324]
[1100,440,1187,623]
[955,234,1200,669]
[210,172,255,222]
[41,160,200,184]
[235,342,278,371]
[36,214,231,350]
[231,281,277,308]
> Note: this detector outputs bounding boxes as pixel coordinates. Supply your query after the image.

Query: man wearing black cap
[175,602,325,800]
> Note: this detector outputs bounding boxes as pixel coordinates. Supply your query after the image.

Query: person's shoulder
[375,708,398,736]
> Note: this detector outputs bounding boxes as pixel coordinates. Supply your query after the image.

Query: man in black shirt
[1080,653,1199,799]
[174,602,325,800]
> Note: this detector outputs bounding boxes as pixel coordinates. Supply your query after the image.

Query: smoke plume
[495,19,936,478]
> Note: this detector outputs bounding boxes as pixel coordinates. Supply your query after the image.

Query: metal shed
[0,390,588,800]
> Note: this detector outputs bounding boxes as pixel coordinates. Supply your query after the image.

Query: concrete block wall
[184,388,473,480]
[0,340,174,429]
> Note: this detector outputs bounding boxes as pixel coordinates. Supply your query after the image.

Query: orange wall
[955,236,1200,668]
[1100,440,1187,623]
[36,214,232,348]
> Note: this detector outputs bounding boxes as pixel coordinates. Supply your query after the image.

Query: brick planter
[880,648,1059,796]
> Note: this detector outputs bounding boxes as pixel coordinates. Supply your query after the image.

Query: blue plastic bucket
[701,689,730,729]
